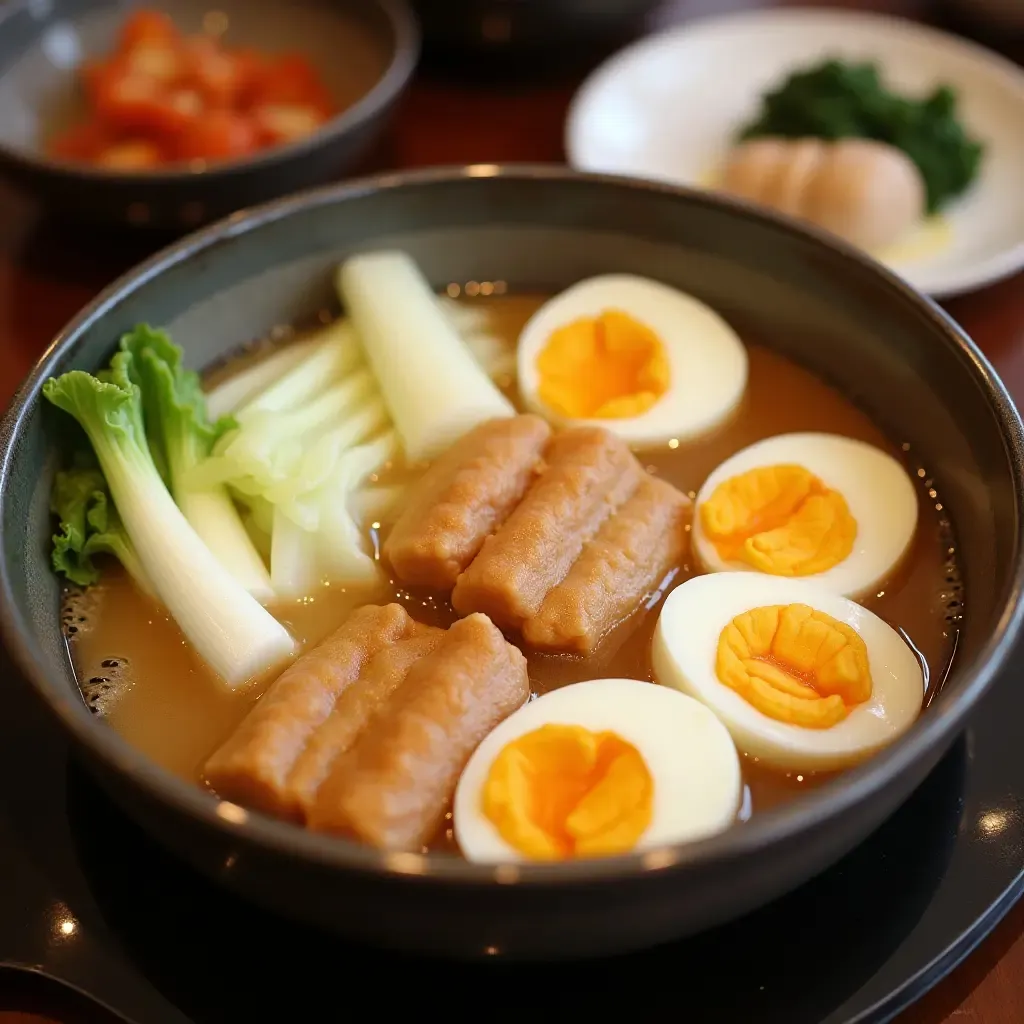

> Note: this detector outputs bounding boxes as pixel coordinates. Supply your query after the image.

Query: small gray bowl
[0,0,419,230]
[2,166,1023,960]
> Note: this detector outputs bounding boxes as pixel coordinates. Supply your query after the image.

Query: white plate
[566,7,1024,297]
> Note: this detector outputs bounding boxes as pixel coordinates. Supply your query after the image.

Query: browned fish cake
[384,415,551,588]
[308,613,529,850]
[451,427,643,630]
[523,476,691,653]
[203,604,428,821]
[286,626,445,818]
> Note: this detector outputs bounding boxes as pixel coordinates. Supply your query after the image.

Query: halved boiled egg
[692,432,918,598]
[652,573,924,773]
[453,678,741,863]
[516,275,748,448]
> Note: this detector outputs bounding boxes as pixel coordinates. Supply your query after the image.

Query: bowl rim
[0,0,420,182]
[2,162,1023,887]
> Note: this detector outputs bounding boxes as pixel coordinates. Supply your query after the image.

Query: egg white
[652,573,925,773]
[516,275,749,448]
[453,678,742,863]
[692,432,919,599]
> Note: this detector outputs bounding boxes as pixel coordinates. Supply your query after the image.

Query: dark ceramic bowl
[2,166,1023,960]
[0,0,419,230]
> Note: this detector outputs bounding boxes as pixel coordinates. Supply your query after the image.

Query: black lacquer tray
[1,637,1023,1024]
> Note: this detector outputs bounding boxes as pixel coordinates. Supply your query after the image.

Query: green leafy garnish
[118,324,233,489]
[50,459,153,595]
[738,59,984,214]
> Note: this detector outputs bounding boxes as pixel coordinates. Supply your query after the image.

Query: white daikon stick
[337,251,514,462]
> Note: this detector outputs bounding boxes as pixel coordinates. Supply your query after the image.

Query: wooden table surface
[2,0,1024,1021]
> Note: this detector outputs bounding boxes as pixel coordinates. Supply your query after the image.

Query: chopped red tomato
[175,110,258,161]
[252,103,324,146]
[182,35,245,107]
[50,8,337,170]
[92,65,204,137]
[117,10,179,53]
[123,42,183,83]
[231,48,270,106]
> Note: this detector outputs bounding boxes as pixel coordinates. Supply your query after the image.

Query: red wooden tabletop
[1,0,1023,1020]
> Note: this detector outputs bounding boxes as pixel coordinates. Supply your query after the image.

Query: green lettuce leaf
[50,464,153,595]
[118,324,234,489]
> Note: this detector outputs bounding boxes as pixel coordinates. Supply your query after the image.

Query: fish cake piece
[723,138,924,251]
[309,613,529,850]
[203,604,415,820]
[720,138,789,204]
[764,139,827,217]
[801,139,925,251]
[384,415,551,588]
[287,624,445,819]
[524,476,691,653]
[451,427,643,630]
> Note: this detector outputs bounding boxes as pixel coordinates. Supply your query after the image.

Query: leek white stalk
[243,509,272,565]
[337,251,514,462]
[264,396,390,511]
[232,490,275,536]
[205,335,325,419]
[191,372,382,497]
[269,508,322,599]
[269,431,398,597]
[43,355,295,688]
[204,298,499,421]
[106,453,291,685]
[239,319,363,419]
[122,326,274,602]
[176,486,274,602]
[349,485,404,525]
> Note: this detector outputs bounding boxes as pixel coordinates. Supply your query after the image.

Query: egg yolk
[535,310,670,420]
[481,723,654,860]
[701,464,856,576]
[716,603,873,728]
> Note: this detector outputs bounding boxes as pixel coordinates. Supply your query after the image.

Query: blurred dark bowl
[0,0,419,230]
[413,0,661,75]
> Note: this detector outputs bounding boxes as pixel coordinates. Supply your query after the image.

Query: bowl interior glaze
[1,168,1022,901]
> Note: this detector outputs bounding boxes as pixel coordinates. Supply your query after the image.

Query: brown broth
[65,294,962,843]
